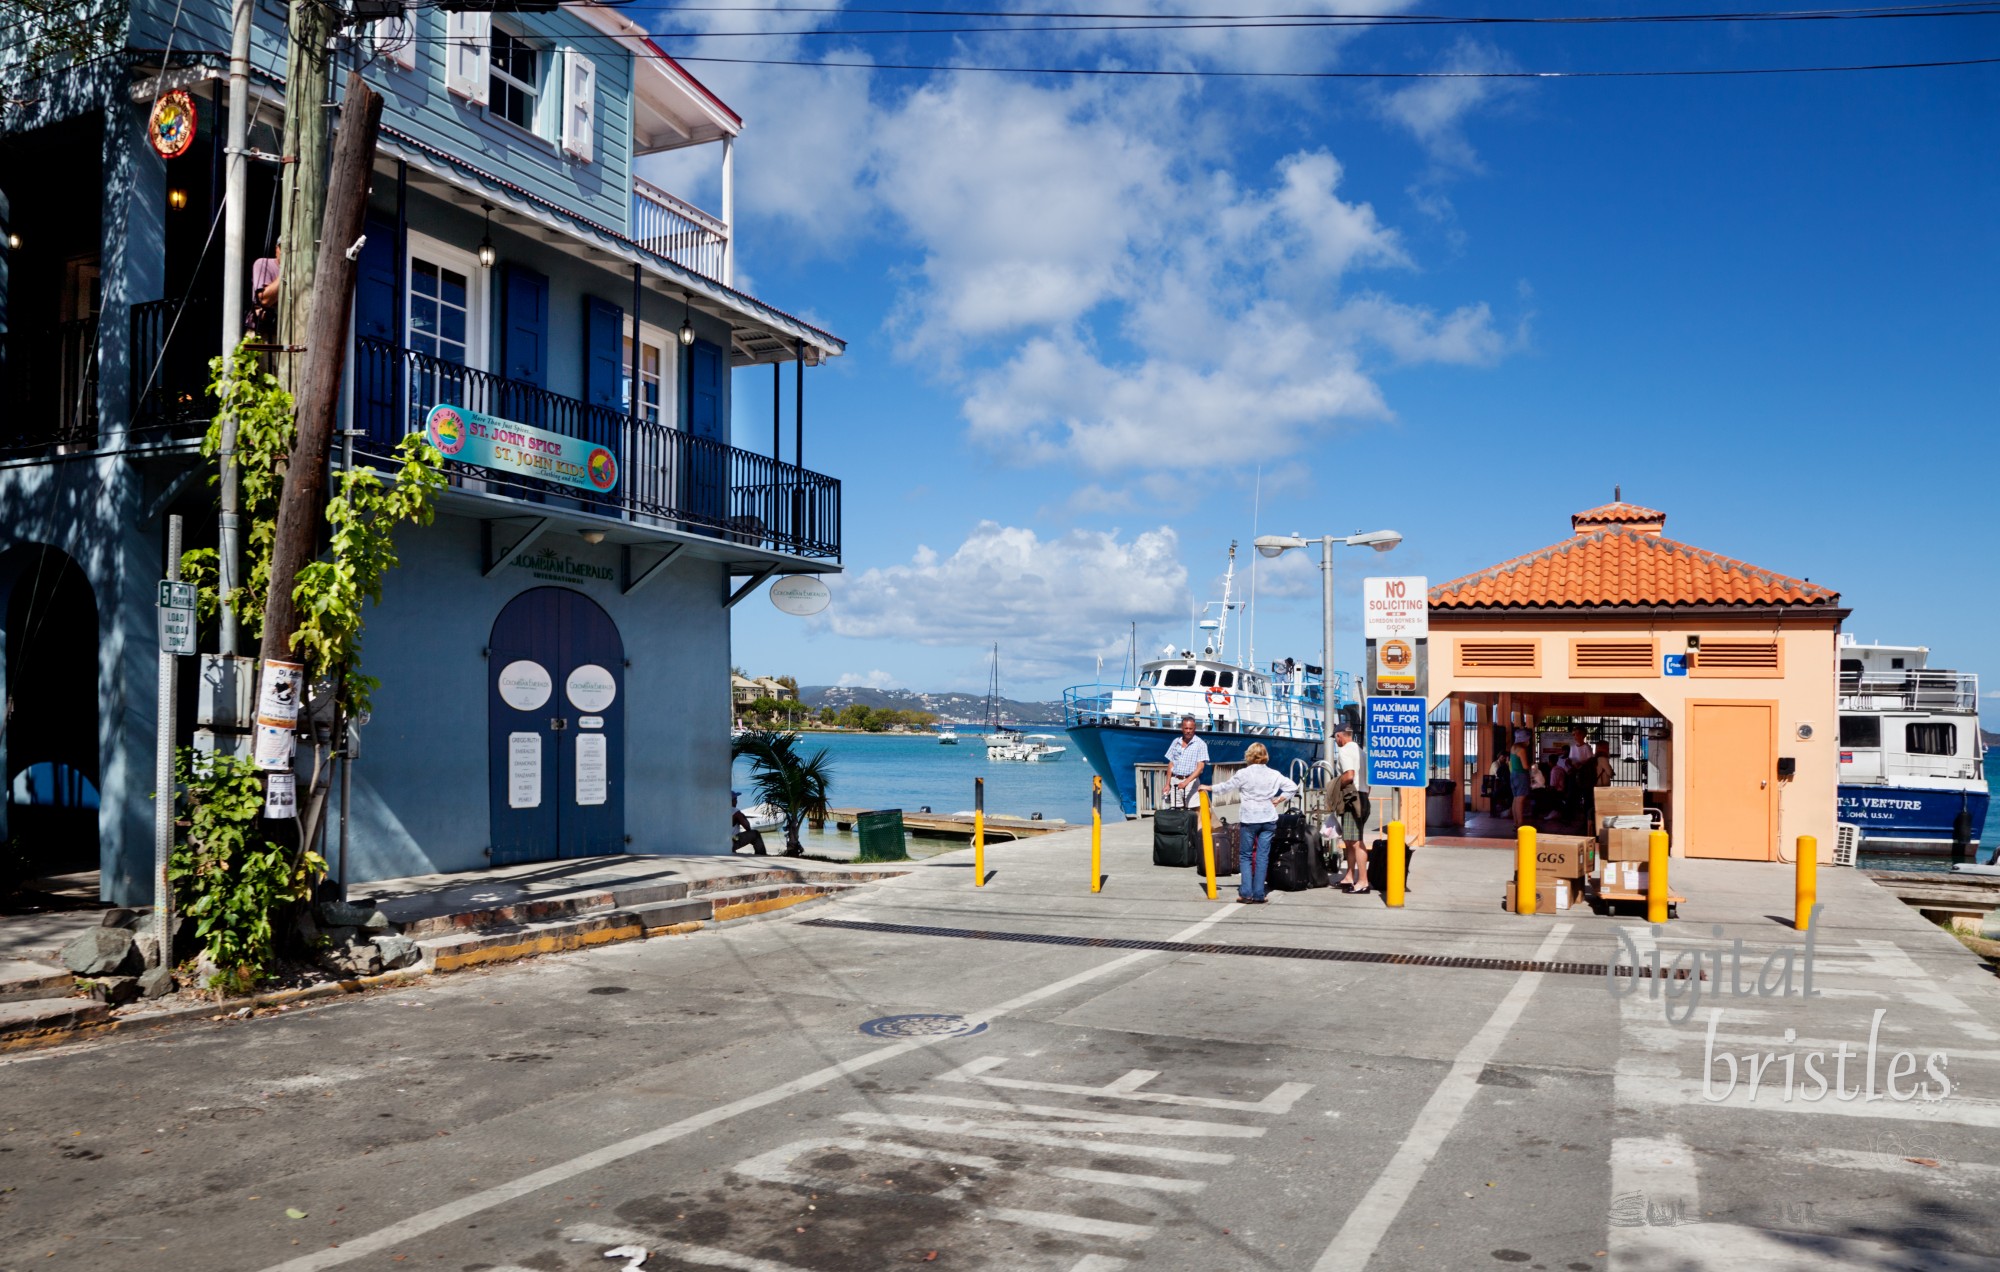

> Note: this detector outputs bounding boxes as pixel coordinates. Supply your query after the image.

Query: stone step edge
[0,962,77,1005]
[415,881,858,973]
[0,997,115,1049]
[391,866,907,939]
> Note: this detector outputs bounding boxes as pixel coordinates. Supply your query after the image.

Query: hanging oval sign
[769,576,830,617]
[497,660,553,712]
[148,90,198,160]
[566,664,617,712]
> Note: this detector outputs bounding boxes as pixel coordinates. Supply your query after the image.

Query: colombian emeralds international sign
[424,404,619,495]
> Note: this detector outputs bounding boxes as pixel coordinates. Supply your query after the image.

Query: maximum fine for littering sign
[1365,695,1428,789]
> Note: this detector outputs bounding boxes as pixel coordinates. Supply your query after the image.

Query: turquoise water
[730,731,1100,827]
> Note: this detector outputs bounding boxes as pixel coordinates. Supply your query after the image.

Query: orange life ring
[1206,687,1231,706]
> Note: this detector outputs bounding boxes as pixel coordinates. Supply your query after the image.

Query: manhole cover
[858,1013,988,1040]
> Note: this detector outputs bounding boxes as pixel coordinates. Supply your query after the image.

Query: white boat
[741,802,785,831]
[1835,636,1989,860]
[991,734,1067,763]
[938,726,959,745]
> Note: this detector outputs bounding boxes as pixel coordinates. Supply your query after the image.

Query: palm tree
[731,729,834,856]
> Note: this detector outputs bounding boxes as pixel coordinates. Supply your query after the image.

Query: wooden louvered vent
[1692,638,1784,677]
[1455,639,1540,677]
[1571,639,1658,677]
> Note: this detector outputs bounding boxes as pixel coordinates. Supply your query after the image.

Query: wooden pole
[276,0,338,392]
[258,72,383,668]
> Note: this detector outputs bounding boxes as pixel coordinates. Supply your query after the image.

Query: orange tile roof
[1570,500,1665,528]
[1430,525,1840,610]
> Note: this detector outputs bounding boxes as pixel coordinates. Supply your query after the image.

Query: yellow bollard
[1198,789,1218,900]
[1386,821,1406,907]
[1796,835,1817,931]
[974,777,985,887]
[1091,776,1103,894]
[1515,825,1537,915]
[1647,829,1670,924]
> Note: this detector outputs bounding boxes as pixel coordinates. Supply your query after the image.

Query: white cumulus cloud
[836,669,898,689]
[827,522,1190,678]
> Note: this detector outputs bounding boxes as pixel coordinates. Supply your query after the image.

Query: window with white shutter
[444,10,491,105]
[375,15,416,71]
[562,48,596,163]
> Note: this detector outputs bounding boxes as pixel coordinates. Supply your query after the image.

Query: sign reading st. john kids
[1365,695,1429,788]
[424,404,619,495]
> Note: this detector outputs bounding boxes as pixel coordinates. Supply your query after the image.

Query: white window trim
[405,231,488,374]
[488,27,550,140]
[623,317,678,425]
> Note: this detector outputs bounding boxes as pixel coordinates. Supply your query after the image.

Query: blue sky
[635,4,1998,712]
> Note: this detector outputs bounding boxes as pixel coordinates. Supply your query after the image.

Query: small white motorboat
[741,802,785,832]
[991,734,1067,763]
[938,725,959,745]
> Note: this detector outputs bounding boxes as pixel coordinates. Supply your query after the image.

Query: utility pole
[259,70,382,670]
[276,0,339,396]
[217,0,254,655]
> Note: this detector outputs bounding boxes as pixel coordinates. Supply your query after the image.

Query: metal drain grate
[800,917,1700,981]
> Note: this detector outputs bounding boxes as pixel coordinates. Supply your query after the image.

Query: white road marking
[936,1055,1311,1113]
[1607,1136,2000,1271]
[839,1110,1237,1163]
[1785,1146,2000,1186]
[984,1207,1155,1240]
[894,1092,1270,1137]
[1067,1258,1131,1272]
[254,901,1247,1272]
[1042,1164,1207,1193]
[1309,922,1574,1272]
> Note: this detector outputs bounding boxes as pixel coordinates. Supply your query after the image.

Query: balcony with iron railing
[631,177,729,281]
[353,337,838,560]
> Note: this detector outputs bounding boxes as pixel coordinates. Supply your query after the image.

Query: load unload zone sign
[1365,695,1428,789]
[425,404,619,495]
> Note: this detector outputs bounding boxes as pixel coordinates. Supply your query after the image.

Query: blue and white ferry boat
[1837,637,1990,860]
[1063,546,1357,817]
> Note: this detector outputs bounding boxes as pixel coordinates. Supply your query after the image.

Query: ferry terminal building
[1403,501,1846,862]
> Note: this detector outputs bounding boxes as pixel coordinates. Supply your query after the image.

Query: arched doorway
[2,544,100,881]
[488,587,625,865]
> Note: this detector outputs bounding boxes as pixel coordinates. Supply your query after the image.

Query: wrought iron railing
[130,295,217,440]
[0,317,99,453]
[353,337,839,559]
[631,177,728,280]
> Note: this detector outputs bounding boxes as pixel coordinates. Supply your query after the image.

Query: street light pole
[1320,535,1336,781]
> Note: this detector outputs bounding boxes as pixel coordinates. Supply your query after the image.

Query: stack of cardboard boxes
[1502,788,1662,912]
[1503,832,1595,913]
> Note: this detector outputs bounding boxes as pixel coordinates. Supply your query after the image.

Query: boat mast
[1213,542,1236,660]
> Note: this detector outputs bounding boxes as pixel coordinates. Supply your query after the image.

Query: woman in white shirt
[1201,743,1300,904]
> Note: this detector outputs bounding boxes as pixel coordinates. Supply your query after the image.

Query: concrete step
[414,879,862,973]
[0,960,75,1004]
[393,865,901,940]
[0,996,111,1045]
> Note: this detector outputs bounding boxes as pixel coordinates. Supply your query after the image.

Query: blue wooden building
[0,1,843,902]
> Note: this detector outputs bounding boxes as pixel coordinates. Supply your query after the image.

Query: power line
[665,50,2000,75]
[606,0,1998,20]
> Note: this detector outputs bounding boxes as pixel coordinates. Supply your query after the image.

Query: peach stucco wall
[1423,612,1842,862]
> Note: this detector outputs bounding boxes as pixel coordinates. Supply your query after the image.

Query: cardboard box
[1532,834,1595,880]
[1612,862,1647,893]
[1505,878,1570,914]
[1603,827,1655,862]
[1595,787,1644,825]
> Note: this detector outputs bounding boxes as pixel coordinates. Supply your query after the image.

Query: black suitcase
[1153,807,1199,868]
[1366,837,1416,895]
[1210,818,1241,876]
[1267,813,1328,891]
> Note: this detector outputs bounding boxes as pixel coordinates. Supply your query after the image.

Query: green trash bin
[855,809,909,862]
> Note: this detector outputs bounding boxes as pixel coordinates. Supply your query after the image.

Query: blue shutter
[689,339,723,443]
[684,338,726,527]
[582,296,623,411]
[353,216,399,438]
[500,263,548,388]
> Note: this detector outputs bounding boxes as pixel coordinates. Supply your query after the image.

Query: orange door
[1687,702,1776,860]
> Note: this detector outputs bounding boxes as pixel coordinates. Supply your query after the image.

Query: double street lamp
[1254,529,1403,783]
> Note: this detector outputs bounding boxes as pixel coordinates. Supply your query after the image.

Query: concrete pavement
[3,821,1998,1271]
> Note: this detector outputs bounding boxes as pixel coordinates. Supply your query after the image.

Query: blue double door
[488,587,626,865]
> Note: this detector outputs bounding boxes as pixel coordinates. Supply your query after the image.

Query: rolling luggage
[1366,836,1415,895]
[1267,812,1328,891]
[1211,817,1241,876]
[1152,795,1200,868]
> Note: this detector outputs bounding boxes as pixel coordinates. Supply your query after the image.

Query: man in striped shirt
[1165,716,1209,807]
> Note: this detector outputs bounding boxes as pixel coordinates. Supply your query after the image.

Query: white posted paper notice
[263,771,297,819]
[508,732,542,809]
[576,733,607,806]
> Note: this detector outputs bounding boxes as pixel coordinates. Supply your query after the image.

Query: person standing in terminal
[1165,715,1209,808]
[1203,742,1298,904]
[1330,724,1368,893]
